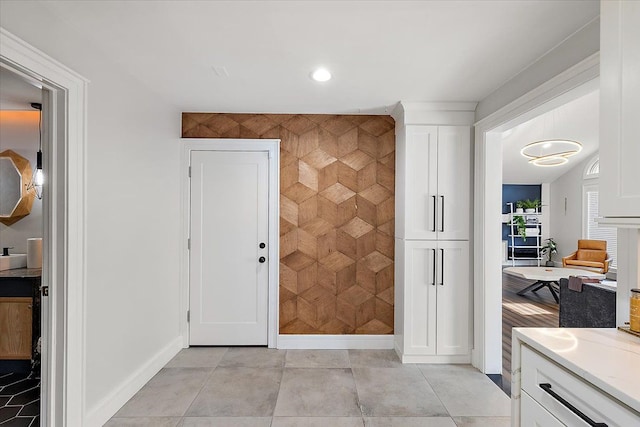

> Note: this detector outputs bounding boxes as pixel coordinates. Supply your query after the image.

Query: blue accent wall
[502,184,541,243]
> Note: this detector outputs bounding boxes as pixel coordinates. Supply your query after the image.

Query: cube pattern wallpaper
[182,113,395,334]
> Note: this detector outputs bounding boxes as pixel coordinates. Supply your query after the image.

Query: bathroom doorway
[1,29,88,426]
[0,65,46,425]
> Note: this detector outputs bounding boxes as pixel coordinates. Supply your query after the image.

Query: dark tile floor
[0,373,40,426]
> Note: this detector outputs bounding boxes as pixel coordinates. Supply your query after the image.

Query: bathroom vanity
[511,328,640,426]
[0,268,41,375]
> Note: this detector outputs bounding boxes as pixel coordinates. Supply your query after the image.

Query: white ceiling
[501,89,599,184]
[0,0,599,114]
[0,67,42,110]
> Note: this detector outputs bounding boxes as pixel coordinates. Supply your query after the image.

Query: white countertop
[513,328,640,413]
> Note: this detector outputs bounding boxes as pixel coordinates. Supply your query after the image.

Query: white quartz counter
[513,328,640,413]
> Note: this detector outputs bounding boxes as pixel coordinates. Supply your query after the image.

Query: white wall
[549,155,594,260]
[476,18,599,122]
[0,113,43,252]
[1,3,182,421]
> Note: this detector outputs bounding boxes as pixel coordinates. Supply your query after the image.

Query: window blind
[586,190,617,268]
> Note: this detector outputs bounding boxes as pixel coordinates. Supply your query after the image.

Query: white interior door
[189,150,269,345]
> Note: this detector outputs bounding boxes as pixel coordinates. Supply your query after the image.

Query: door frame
[472,52,599,374]
[180,138,280,348]
[1,28,88,425]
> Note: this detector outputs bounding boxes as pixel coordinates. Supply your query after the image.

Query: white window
[584,157,599,178]
[583,157,617,269]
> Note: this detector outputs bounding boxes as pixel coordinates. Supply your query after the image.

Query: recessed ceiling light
[311,68,331,82]
[212,66,229,78]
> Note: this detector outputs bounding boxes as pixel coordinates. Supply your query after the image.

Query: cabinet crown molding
[392,101,477,126]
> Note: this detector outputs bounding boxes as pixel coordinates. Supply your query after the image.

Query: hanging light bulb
[27,102,43,199]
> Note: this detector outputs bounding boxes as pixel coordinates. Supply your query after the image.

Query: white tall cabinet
[393,102,475,363]
[404,126,470,241]
[599,0,640,222]
[597,0,640,334]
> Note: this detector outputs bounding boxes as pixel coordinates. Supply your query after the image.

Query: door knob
[259,242,266,249]
[259,256,266,263]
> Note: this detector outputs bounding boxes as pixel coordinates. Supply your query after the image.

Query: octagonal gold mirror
[0,149,35,225]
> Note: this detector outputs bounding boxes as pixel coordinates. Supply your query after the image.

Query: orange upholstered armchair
[562,239,611,273]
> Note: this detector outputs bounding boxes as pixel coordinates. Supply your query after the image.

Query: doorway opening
[498,88,605,394]
[1,28,88,426]
[0,65,45,425]
[472,52,600,379]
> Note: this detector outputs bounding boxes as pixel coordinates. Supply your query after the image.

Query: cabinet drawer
[521,391,563,427]
[521,345,639,426]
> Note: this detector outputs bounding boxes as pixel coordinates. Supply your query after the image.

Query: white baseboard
[277,334,394,349]
[400,353,471,364]
[85,336,183,427]
[395,341,471,364]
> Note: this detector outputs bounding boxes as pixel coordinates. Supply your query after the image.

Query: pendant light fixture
[520,103,582,167]
[520,139,582,167]
[27,102,43,199]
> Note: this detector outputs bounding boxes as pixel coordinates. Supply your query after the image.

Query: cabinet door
[436,126,471,240]
[0,297,33,360]
[436,240,470,356]
[521,392,564,427]
[405,240,438,355]
[600,0,640,217]
[405,126,438,239]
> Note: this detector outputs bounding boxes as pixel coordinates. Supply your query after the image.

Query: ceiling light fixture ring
[520,139,582,167]
[529,155,569,167]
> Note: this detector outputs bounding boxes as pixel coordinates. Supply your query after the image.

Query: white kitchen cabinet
[402,125,471,240]
[599,0,640,221]
[520,392,564,427]
[400,240,470,361]
[512,328,640,427]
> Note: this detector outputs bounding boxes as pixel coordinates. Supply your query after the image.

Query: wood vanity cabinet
[0,297,33,360]
[0,268,41,371]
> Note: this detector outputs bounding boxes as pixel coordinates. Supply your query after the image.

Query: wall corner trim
[397,101,478,126]
[277,334,395,350]
[84,337,183,427]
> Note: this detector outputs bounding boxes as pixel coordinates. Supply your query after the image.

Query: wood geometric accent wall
[182,113,395,335]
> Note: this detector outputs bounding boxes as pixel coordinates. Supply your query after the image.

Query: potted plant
[515,201,524,214]
[541,238,557,267]
[522,198,540,213]
[511,215,527,241]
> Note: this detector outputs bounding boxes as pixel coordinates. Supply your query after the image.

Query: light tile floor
[106,349,510,427]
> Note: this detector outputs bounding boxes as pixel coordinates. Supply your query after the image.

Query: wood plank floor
[501,271,559,395]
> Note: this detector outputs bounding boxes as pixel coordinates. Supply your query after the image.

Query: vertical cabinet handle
[539,383,607,427]
[432,195,437,232]
[439,248,444,286]
[440,195,445,232]
[431,249,437,286]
